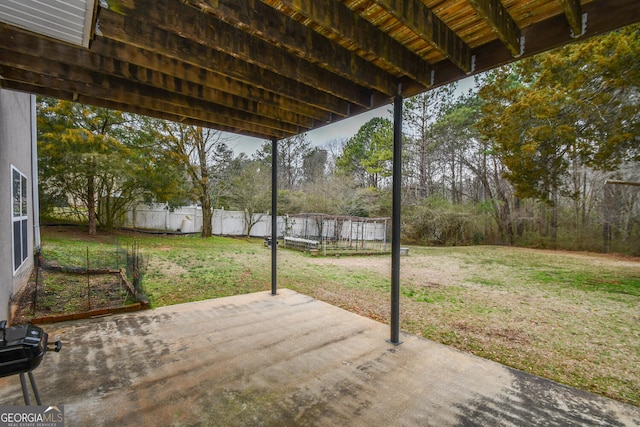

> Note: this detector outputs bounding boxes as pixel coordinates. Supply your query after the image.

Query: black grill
[0,321,61,405]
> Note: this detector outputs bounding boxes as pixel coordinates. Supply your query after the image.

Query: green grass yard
[36,226,640,407]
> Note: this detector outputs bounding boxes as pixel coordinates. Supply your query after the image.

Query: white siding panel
[0,0,95,46]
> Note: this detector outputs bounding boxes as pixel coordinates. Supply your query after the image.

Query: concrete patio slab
[0,289,638,426]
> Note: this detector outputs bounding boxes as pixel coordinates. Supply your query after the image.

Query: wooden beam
[0,55,307,134]
[0,23,340,121]
[2,80,283,139]
[558,0,584,38]
[372,0,473,72]
[424,0,640,92]
[267,0,438,78]
[4,80,288,139]
[0,42,313,129]
[202,0,431,88]
[91,39,341,119]
[2,0,635,142]
[1,66,297,138]
[97,8,378,106]
[121,0,395,96]
[110,0,421,91]
[465,0,522,57]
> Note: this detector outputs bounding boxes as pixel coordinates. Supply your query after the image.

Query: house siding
[0,89,34,323]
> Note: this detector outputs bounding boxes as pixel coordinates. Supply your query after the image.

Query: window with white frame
[12,166,28,272]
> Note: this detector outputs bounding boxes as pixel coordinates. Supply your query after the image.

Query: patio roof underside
[0,0,639,141]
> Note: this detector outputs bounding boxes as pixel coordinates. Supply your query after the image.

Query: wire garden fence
[30,240,149,320]
[282,214,390,255]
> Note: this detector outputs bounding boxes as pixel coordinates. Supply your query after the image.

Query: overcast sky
[229,76,476,155]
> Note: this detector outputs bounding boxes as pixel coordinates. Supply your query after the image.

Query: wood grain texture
[0,0,636,139]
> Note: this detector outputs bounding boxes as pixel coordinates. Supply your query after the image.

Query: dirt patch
[304,254,469,288]
[147,257,188,276]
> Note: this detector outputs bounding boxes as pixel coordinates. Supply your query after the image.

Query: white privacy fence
[124,204,388,244]
[124,204,284,237]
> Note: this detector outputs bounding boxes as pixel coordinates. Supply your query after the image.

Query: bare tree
[159,123,234,237]
[254,134,313,190]
[322,138,347,175]
[229,160,271,236]
[403,84,457,200]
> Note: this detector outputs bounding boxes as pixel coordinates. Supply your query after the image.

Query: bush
[403,197,481,246]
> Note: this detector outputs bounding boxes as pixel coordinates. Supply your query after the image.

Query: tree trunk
[551,188,558,249]
[514,197,524,238]
[201,191,213,237]
[247,212,266,238]
[503,200,515,246]
[603,184,611,253]
[244,210,256,237]
[418,138,429,199]
[87,179,97,235]
[87,159,97,235]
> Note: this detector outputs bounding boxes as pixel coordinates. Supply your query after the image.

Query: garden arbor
[0,0,638,343]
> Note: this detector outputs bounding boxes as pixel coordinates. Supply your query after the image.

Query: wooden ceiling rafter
[558,0,584,38]
[465,0,523,56]
[88,37,337,121]
[2,80,289,139]
[2,65,300,138]
[106,0,396,99]
[0,23,331,136]
[0,47,313,130]
[405,0,640,92]
[0,0,637,141]
[261,0,434,87]
[181,0,424,92]
[371,0,473,72]
[97,7,378,108]
[0,23,336,123]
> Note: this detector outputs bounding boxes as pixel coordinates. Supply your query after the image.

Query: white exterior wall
[0,89,35,322]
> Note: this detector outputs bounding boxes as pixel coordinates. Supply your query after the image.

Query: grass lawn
[37,226,640,407]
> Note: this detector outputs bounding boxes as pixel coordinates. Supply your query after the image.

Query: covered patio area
[1,289,637,426]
